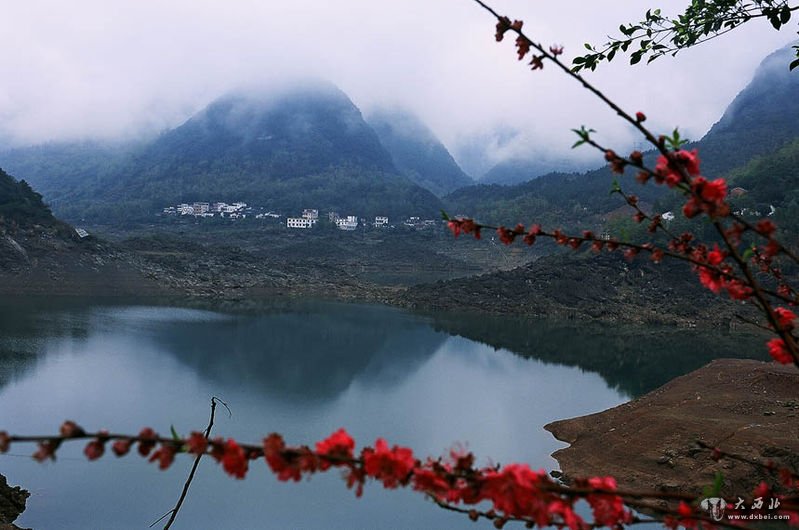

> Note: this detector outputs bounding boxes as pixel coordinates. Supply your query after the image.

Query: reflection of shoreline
[424,310,769,398]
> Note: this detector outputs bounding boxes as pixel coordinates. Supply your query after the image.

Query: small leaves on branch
[571,2,799,72]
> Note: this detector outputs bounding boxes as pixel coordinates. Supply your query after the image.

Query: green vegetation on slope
[0,167,55,227]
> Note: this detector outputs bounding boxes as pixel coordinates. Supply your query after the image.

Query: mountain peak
[698,42,799,176]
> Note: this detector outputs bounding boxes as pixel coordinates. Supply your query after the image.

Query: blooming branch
[3,422,797,529]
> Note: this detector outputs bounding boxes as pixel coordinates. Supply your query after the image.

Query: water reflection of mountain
[0,297,100,389]
[426,312,768,398]
[146,302,448,401]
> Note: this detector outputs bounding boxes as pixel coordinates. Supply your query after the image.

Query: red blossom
[480,464,549,523]
[112,439,133,457]
[495,16,512,41]
[362,438,416,488]
[149,444,177,470]
[496,226,515,245]
[635,111,646,122]
[447,220,462,237]
[516,35,531,60]
[767,338,793,364]
[547,498,584,530]
[59,421,85,438]
[655,149,701,187]
[623,248,639,261]
[764,239,781,258]
[84,439,105,461]
[754,481,770,498]
[586,476,630,527]
[756,219,777,237]
[221,439,248,479]
[697,267,723,294]
[186,431,208,455]
[448,218,481,240]
[725,280,752,300]
[315,428,355,470]
[412,466,452,499]
[137,427,157,457]
[33,440,59,462]
[549,44,564,56]
[706,245,725,266]
[775,307,797,330]
[263,433,301,482]
[529,55,544,70]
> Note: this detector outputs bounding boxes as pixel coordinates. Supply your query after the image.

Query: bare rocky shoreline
[546,359,799,507]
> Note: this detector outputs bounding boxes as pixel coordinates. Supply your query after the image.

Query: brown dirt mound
[546,359,799,504]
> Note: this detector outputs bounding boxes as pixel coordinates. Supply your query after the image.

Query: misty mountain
[445,43,799,229]
[366,108,472,196]
[693,43,799,177]
[0,83,444,222]
[479,157,592,186]
[0,140,136,202]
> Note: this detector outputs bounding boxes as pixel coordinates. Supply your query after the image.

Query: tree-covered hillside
[0,83,444,223]
[0,167,55,227]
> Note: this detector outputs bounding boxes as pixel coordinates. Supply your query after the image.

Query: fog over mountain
[0,0,792,176]
[0,82,444,222]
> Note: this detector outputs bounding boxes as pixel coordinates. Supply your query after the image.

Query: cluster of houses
[285,209,392,231]
[160,201,440,231]
[162,201,256,219]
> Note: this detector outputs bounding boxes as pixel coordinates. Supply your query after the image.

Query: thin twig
[155,396,226,530]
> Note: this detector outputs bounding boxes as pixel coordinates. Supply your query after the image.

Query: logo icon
[700,497,728,521]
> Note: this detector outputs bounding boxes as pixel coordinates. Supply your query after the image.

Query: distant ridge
[367,108,473,196]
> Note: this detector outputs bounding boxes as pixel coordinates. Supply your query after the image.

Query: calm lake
[0,297,767,529]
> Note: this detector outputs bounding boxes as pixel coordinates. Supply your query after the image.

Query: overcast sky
[0,0,793,174]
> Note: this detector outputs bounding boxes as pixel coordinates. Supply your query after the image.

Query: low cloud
[0,0,792,174]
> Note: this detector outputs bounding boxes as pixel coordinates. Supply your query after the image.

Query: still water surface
[0,298,766,529]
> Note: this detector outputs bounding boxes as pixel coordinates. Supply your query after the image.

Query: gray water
[0,298,766,529]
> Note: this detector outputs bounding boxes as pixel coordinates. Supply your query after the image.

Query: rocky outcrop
[398,252,754,328]
[545,359,799,505]
[0,474,29,530]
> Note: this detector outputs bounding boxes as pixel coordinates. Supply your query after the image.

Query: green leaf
[702,471,725,498]
[170,425,181,442]
[790,57,799,71]
[584,42,593,50]
[440,210,450,221]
